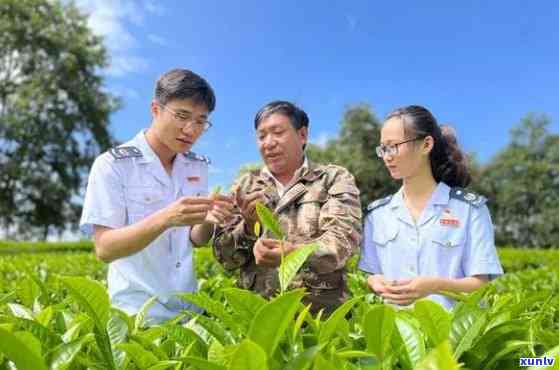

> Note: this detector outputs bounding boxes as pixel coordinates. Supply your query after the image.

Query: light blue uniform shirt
[358,182,503,309]
[80,130,209,323]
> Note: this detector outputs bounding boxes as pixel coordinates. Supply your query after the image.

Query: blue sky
[76,0,559,189]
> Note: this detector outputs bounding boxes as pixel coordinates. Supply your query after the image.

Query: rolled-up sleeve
[462,204,503,279]
[80,155,126,236]
[358,214,382,274]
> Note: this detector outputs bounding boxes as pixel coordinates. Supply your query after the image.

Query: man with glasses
[80,69,234,323]
[213,101,362,316]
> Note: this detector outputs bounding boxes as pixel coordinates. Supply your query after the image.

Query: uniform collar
[132,130,172,187]
[391,182,450,207]
[133,129,193,164]
[432,182,451,205]
[133,130,158,164]
[388,189,413,227]
[390,182,451,227]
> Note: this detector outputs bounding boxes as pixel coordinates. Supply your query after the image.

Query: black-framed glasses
[158,104,212,132]
[376,137,423,158]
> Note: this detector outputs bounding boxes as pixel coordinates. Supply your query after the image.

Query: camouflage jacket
[213,161,362,315]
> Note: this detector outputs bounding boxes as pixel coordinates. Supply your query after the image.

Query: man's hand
[235,188,265,233]
[164,196,213,228]
[205,193,235,226]
[253,238,297,268]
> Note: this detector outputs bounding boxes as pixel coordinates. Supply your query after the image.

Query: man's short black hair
[154,69,216,112]
[254,100,309,130]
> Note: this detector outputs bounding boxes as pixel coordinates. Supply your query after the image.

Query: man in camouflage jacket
[213,101,362,315]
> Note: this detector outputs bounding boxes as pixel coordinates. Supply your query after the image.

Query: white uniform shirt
[80,130,209,322]
[358,182,503,309]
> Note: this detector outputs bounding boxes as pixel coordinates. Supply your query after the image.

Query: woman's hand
[380,277,439,306]
[367,274,391,295]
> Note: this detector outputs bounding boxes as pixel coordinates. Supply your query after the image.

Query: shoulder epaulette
[366,195,393,213]
[108,146,143,160]
[184,151,211,164]
[450,188,487,208]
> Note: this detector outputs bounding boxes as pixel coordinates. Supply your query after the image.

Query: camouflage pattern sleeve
[306,166,362,274]
[212,174,257,271]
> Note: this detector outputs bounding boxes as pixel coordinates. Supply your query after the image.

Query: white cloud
[73,0,165,77]
[345,14,357,31]
[107,56,149,77]
[311,131,333,148]
[147,34,169,46]
[110,85,140,99]
[143,0,165,15]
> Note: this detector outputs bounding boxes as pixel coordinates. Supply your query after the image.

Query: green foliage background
[0,0,558,247]
[1,243,558,369]
[0,0,118,240]
[305,105,559,248]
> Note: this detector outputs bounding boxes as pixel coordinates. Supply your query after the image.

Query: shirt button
[409,265,416,273]
[176,261,181,268]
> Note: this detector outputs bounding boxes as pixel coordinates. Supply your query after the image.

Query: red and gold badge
[440,209,460,227]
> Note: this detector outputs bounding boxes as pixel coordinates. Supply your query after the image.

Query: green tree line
[1,0,557,247]
[0,0,118,239]
[306,105,559,248]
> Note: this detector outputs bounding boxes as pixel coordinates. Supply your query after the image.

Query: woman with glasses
[358,105,503,309]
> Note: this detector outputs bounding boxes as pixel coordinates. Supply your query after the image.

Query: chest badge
[440,208,460,228]
[187,176,200,183]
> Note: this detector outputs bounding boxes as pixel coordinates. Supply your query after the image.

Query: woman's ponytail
[435,124,471,187]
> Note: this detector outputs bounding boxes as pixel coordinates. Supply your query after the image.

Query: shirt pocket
[432,226,466,248]
[371,226,399,268]
[295,190,327,235]
[125,186,165,222]
[181,180,208,197]
[372,226,399,246]
[431,226,467,264]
